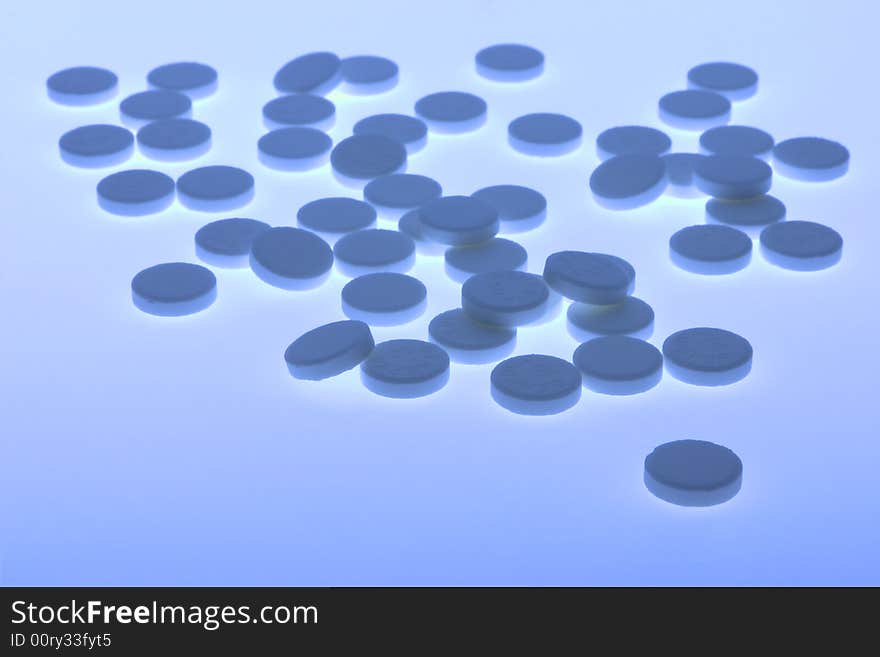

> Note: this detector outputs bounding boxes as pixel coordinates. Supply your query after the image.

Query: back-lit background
[2,0,878,585]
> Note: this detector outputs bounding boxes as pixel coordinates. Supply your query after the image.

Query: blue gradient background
[2,0,878,585]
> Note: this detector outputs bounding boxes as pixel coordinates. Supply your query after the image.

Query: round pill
[428,309,516,365]
[772,137,849,182]
[596,126,671,160]
[508,112,582,156]
[47,66,117,105]
[147,62,217,98]
[333,229,415,276]
[340,55,398,94]
[353,114,428,154]
[258,127,333,171]
[573,336,663,395]
[330,134,407,187]
[177,165,254,211]
[341,272,427,326]
[662,153,706,197]
[462,271,552,327]
[475,43,544,82]
[688,62,758,101]
[658,90,731,131]
[700,125,774,159]
[543,251,635,304]
[491,355,582,415]
[705,195,786,235]
[195,217,271,268]
[645,439,743,506]
[663,327,753,386]
[262,94,336,131]
[364,174,442,219]
[471,185,547,233]
[398,210,446,256]
[694,155,772,200]
[297,197,377,237]
[249,226,333,290]
[669,224,752,275]
[418,195,499,246]
[415,91,487,133]
[59,124,133,168]
[137,118,211,161]
[97,169,175,216]
[567,296,654,342]
[131,262,216,316]
[274,52,342,95]
[589,154,667,210]
[360,339,449,399]
[119,89,191,128]
[445,238,528,282]
[759,220,842,271]
[285,320,375,380]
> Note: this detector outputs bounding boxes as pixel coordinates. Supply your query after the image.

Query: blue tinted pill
[330,135,407,186]
[177,165,254,211]
[700,125,774,159]
[471,185,547,233]
[398,210,446,256]
[364,174,442,218]
[341,273,427,326]
[669,224,752,275]
[418,195,499,246]
[353,114,428,154]
[131,262,216,316]
[445,238,528,282]
[572,336,663,395]
[596,126,671,160]
[360,339,450,399]
[567,297,654,342]
[475,44,544,82]
[645,439,743,506]
[258,127,333,171]
[543,251,635,304]
[249,227,333,290]
[415,91,487,133]
[340,55,398,94]
[759,220,842,271]
[137,118,211,161]
[491,355,582,416]
[694,155,772,200]
[462,271,552,327]
[428,309,516,365]
[705,195,786,235]
[688,62,758,101]
[662,153,706,197]
[262,94,336,131]
[285,320,375,380]
[508,113,582,156]
[589,154,667,210]
[772,137,849,182]
[658,90,731,131]
[333,229,415,276]
[97,169,175,216]
[119,90,192,128]
[195,218,271,268]
[274,52,342,95]
[59,124,133,168]
[47,66,117,105]
[147,62,217,98]
[663,327,753,386]
[297,197,377,236]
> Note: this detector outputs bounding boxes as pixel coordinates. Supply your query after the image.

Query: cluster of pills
[48,48,848,508]
[589,62,847,274]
